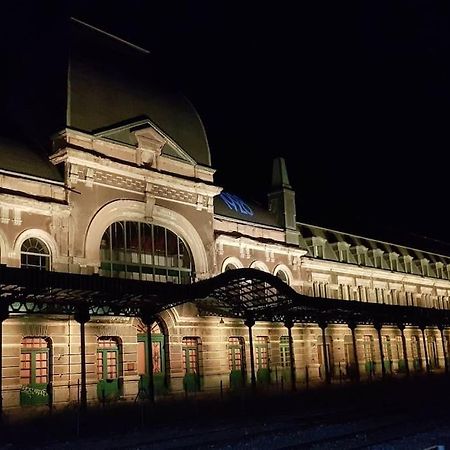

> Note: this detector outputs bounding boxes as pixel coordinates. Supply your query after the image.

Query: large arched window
[99,221,194,283]
[21,238,50,270]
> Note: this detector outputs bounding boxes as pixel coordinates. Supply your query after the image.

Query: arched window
[21,238,50,270]
[100,221,194,283]
[275,269,289,284]
[224,263,238,272]
[250,261,269,272]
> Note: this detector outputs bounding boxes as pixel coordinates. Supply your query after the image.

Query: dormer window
[311,237,326,259]
[370,249,384,269]
[389,253,399,272]
[402,256,413,274]
[420,258,429,277]
[355,246,368,266]
[337,242,351,263]
[434,262,445,279]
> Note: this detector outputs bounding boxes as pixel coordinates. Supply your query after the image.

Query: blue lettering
[220,193,254,216]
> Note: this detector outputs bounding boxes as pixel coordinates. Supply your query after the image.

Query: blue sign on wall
[220,192,254,216]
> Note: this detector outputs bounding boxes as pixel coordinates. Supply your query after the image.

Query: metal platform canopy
[1,266,450,414]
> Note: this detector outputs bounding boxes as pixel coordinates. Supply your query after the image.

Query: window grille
[100,221,194,283]
[21,238,50,270]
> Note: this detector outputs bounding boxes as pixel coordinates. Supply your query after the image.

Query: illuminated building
[0,19,449,414]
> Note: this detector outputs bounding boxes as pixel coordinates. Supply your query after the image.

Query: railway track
[107,401,443,449]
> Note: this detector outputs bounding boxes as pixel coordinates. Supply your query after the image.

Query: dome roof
[67,20,211,166]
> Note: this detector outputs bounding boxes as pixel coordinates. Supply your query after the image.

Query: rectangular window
[358,286,367,302]
[387,254,398,271]
[363,335,374,363]
[375,288,385,304]
[391,289,398,305]
[405,291,414,306]
[396,336,403,359]
[313,282,327,297]
[357,252,367,265]
[382,336,392,361]
[339,284,351,300]
[182,337,200,374]
[411,336,421,359]
[228,337,244,371]
[404,258,413,274]
[280,336,290,368]
[97,338,119,381]
[255,336,269,369]
[20,337,49,386]
[313,245,324,258]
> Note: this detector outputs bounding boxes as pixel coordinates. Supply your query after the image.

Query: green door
[411,336,422,371]
[364,336,375,376]
[382,336,393,374]
[228,337,245,389]
[20,337,50,406]
[97,338,121,401]
[137,333,166,396]
[255,336,270,384]
[182,337,200,392]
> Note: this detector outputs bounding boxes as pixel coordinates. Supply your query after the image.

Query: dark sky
[4,1,450,246]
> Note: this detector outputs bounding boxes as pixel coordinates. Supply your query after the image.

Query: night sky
[3,1,450,246]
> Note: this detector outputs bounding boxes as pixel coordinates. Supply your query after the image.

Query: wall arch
[273,264,293,285]
[13,229,59,266]
[249,260,269,272]
[84,200,209,278]
[221,256,244,272]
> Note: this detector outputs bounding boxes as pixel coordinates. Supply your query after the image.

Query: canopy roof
[0,266,449,328]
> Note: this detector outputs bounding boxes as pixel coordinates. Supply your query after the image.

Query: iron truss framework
[1,265,450,327]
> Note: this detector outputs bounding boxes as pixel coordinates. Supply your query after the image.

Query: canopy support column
[319,321,331,384]
[75,307,90,412]
[375,322,386,380]
[285,319,296,391]
[141,311,155,404]
[245,317,256,390]
[349,322,360,382]
[399,324,410,377]
[439,325,449,375]
[420,324,430,373]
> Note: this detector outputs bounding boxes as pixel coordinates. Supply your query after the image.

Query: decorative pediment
[94,118,197,167]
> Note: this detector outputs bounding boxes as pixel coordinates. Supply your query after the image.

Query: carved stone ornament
[134,127,167,168]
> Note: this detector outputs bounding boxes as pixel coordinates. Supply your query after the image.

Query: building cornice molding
[0,195,70,217]
[51,148,221,212]
[302,257,450,289]
[52,147,220,196]
[216,234,307,259]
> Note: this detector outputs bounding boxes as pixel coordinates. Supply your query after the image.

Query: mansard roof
[298,222,450,275]
[214,191,281,228]
[0,136,63,183]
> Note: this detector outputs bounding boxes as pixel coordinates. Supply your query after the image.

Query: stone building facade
[0,19,449,412]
